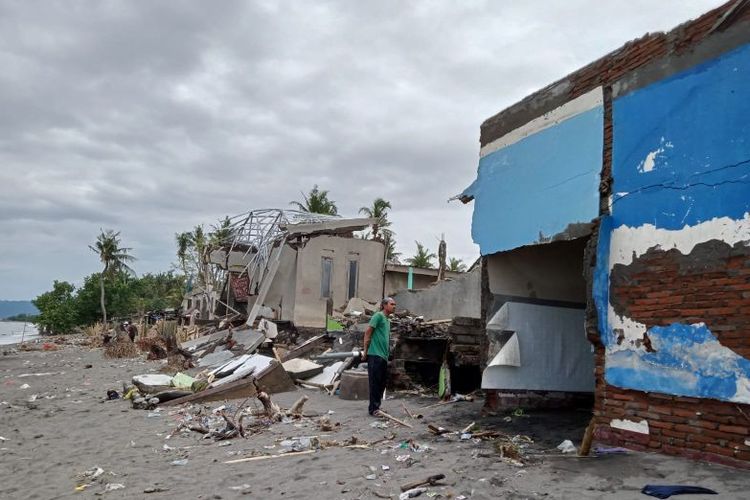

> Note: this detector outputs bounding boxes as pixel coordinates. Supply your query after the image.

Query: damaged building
[207,209,386,329]
[459,1,750,466]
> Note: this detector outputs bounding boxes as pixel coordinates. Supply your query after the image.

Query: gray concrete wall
[391,266,481,320]
[294,235,385,327]
[487,237,587,304]
[384,272,437,296]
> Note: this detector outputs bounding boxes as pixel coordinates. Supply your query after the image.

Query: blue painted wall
[597,42,750,403]
[611,42,750,229]
[464,106,602,256]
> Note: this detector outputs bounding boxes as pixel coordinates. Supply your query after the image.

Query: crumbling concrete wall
[469,1,750,466]
[260,245,298,321]
[391,266,481,320]
[384,265,465,296]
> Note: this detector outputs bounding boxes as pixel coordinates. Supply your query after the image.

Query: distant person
[362,297,396,416]
[124,321,138,342]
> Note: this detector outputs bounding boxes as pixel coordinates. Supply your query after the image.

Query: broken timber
[280,334,327,362]
[161,360,295,406]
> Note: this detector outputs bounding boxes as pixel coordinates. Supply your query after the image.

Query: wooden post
[578,418,596,456]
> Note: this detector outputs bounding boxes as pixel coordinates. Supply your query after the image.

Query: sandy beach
[1,339,749,500]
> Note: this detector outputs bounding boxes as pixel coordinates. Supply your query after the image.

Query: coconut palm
[384,232,401,264]
[406,241,436,269]
[176,217,234,290]
[359,198,392,239]
[89,229,136,326]
[449,257,467,272]
[175,231,192,276]
[209,216,234,247]
[290,185,338,215]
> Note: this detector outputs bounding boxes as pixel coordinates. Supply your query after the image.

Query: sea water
[0,321,40,345]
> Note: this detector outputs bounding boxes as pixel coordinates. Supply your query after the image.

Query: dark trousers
[367,355,388,415]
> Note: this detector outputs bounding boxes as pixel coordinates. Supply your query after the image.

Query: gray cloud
[0,0,722,298]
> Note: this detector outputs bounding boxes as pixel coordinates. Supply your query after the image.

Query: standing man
[362,297,396,416]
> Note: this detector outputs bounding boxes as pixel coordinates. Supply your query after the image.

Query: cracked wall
[595,41,750,404]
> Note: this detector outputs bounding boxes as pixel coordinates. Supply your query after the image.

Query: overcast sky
[0,0,722,299]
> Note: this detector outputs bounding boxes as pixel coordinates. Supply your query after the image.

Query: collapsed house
[458,1,750,466]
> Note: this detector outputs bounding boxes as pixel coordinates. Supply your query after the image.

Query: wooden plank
[225,450,316,464]
[280,334,326,362]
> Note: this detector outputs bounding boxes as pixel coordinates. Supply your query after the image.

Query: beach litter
[556,439,577,454]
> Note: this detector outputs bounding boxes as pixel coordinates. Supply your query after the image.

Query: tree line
[33,230,184,334]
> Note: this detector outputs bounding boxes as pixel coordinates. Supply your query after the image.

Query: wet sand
[1,340,749,499]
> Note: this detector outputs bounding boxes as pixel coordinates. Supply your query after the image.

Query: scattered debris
[376,410,413,429]
[400,474,446,492]
[557,440,577,454]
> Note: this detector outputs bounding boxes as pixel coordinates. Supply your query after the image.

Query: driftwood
[375,410,413,429]
[400,474,446,492]
[401,403,423,420]
[427,424,451,435]
[288,395,309,416]
[421,396,474,410]
[461,422,476,434]
[257,391,282,421]
[225,450,316,464]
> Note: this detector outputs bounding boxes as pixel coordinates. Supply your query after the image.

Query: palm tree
[359,198,392,239]
[175,231,192,276]
[449,257,467,272]
[89,229,135,326]
[290,185,338,215]
[209,216,234,247]
[406,241,436,269]
[385,232,401,263]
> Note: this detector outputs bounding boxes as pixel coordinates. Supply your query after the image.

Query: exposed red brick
[719,424,749,436]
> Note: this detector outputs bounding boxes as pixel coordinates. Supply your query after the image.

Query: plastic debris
[556,439,577,454]
[170,459,188,466]
[228,484,252,491]
[400,487,427,499]
[104,483,125,492]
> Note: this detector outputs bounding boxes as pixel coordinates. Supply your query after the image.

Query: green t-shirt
[367,311,390,360]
